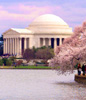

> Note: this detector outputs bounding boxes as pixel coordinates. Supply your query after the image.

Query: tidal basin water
[0,70,86,100]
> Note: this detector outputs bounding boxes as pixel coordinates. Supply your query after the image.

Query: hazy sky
[0,0,86,35]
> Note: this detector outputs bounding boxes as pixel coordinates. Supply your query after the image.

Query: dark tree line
[23,46,54,62]
[0,35,3,56]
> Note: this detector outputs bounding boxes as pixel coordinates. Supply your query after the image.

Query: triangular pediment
[3,28,20,35]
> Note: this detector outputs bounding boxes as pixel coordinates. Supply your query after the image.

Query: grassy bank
[0,65,51,69]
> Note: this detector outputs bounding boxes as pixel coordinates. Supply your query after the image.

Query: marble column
[8,38,10,54]
[24,38,26,51]
[7,38,9,54]
[43,38,46,46]
[9,38,11,54]
[17,38,19,55]
[54,38,57,49]
[12,38,14,55]
[11,38,13,55]
[49,38,51,46]
[38,38,40,47]
[10,38,11,54]
[15,38,17,55]
[6,38,8,54]
[19,38,22,55]
[27,38,28,48]
[28,38,29,48]
[7,38,8,53]
[4,39,6,54]
[60,38,62,45]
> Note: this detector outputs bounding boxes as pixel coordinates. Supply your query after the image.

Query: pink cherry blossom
[49,20,86,74]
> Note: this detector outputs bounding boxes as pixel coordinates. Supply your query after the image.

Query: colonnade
[40,38,64,48]
[3,37,64,56]
[4,38,21,56]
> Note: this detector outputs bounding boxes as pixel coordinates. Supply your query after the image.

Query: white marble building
[3,14,73,56]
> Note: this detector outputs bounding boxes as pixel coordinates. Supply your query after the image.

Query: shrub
[2,58,8,66]
[10,56,16,62]
[2,58,12,66]
[6,59,12,66]
[0,59,3,66]
[16,60,23,66]
[35,48,54,60]
[23,48,35,62]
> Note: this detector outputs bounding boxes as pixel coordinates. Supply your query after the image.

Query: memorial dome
[29,14,68,26]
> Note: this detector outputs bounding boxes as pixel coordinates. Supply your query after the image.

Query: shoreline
[0,65,52,70]
[0,68,52,70]
[75,74,86,84]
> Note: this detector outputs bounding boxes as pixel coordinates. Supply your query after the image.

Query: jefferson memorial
[3,14,73,56]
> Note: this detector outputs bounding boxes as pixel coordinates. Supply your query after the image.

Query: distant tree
[23,48,35,62]
[0,59,3,66]
[0,35,3,56]
[32,46,50,53]
[49,20,86,74]
[35,48,54,60]
[0,35,3,41]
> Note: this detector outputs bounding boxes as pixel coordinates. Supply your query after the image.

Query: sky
[0,0,86,35]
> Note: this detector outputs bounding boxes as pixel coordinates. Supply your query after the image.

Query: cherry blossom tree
[49,20,86,74]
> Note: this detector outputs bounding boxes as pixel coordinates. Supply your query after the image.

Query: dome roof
[29,14,68,26]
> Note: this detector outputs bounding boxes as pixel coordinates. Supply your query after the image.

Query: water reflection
[0,69,86,100]
[57,82,86,87]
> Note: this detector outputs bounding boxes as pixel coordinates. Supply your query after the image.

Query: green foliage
[2,58,12,66]
[0,46,3,56]
[39,46,47,49]
[0,35,3,56]
[0,59,3,66]
[13,65,51,69]
[10,56,16,62]
[6,59,12,66]
[32,46,37,53]
[74,63,79,68]
[2,58,8,66]
[0,35,3,41]
[32,46,52,53]
[49,49,54,56]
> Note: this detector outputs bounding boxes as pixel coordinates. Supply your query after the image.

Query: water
[0,69,86,100]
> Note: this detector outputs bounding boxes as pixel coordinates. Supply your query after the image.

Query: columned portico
[3,37,31,56]
[3,36,67,56]
[39,37,63,48]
